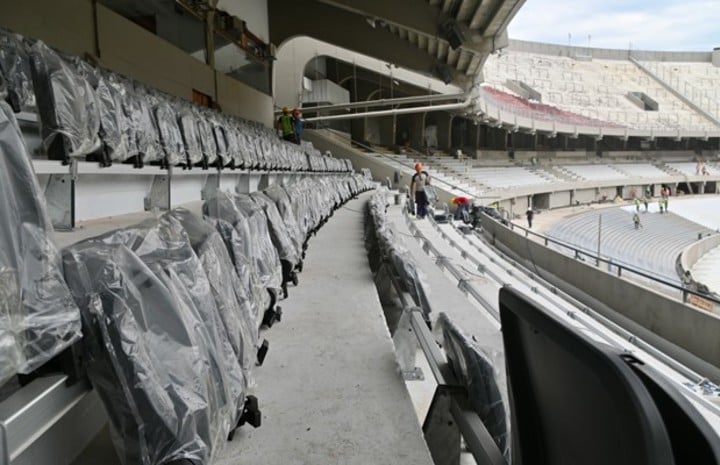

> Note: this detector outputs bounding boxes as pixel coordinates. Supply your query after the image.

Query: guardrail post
[423,386,461,465]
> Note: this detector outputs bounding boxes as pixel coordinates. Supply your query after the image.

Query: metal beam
[288,92,467,115]
[303,100,471,122]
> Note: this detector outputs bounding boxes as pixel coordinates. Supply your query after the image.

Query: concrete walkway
[216,193,433,465]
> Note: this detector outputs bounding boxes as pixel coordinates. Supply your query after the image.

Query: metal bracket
[201,172,221,200]
[0,376,106,465]
[393,307,421,380]
[144,170,171,211]
[44,173,74,231]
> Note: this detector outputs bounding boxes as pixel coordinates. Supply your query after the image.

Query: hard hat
[414,162,423,171]
[292,107,300,115]
[282,106,289,113]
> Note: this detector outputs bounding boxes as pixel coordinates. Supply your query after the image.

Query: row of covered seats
[0,27,354,173]
[2,45,375,462]
[365,189,510,460]
[62,173,373,465]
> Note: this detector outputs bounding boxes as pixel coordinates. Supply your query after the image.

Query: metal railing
[493,215,720,307]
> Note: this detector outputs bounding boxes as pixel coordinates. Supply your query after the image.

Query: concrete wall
[680,234,720,273]
[482,216,720,381]
[0,0,273,126]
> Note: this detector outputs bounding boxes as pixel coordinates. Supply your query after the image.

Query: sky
[507,0,720,51]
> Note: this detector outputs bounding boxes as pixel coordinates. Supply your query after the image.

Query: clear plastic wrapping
[129,85,163,163]
[203,194,268,328]
[167,209,257,384]
[177,107,203,166]
[154,99,184,166]
[0,101,81,384]
[195,112,217,167]
[0,29,34,112]
[263,183,305,257]
[90,67,131,161]
[63,214,246,465]
[30,40,102,159]
[230,194,284,293]
[439,312,510,462]
[250,192,300,265]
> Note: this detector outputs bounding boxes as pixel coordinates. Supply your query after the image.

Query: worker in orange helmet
[410,162,431,219]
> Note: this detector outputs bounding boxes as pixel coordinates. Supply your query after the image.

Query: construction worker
[410,163,431,219]
[635,197,640,212]
[633,212,642,229]
[643,196,649,212]
[658,198,664,214]
[292,108,303,144]
[276,106,295,142]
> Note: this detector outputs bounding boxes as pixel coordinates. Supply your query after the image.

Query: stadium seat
[499,286,675,465]
[0,95,81,384]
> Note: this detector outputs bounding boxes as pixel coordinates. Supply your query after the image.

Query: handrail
[489,214,720,306]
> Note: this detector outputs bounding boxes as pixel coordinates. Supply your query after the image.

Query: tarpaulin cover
[167,209,257,383]
[250,191,300,265]
[203,194,268,329]
[439,312,510,462]
[0,101,81,384]
[230,194,283,293]
[0,29,34,112]
[63,215,246,465]
[30,41,101,158]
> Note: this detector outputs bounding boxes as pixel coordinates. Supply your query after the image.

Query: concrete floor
[71,193,433,465]
[215,193,433,465]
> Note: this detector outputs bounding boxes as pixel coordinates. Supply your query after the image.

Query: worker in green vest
[276,106,296,142]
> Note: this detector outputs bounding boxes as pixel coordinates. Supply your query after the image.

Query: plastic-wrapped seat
[0,98,81,385]
[195,111,218,169]
[72,61,131,166]
[203,193,280,330]
[250,191,300,297]
[439,313,510,461]
[229,194,284,319]
[0,29,34,113]
[29,40,102,163]
[167,209,258,378]
[128,84,164,167]
[177,105,203,168]
[154,98,184,167]
[264,183,305,261]
[63,215,249,465]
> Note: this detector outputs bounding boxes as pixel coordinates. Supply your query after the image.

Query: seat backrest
[29,41,101,160]
[0,100,81,382]
[499,286,675,465]
[0,29,34,112]
[439,313,510,460]
[629,361,720,465]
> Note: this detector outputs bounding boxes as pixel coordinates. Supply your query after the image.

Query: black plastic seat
[29,41,102,163]
[0,97,81,384]
[439,313,509,460]
[499,286,676,465]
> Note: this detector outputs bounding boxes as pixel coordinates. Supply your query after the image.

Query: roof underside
[269,0,526,88]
